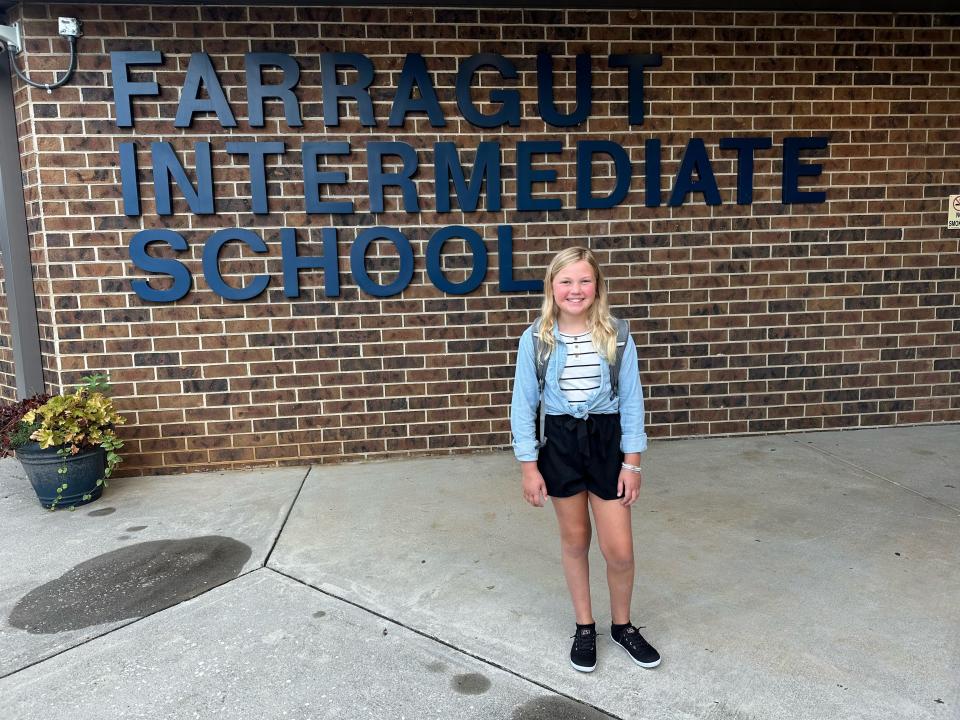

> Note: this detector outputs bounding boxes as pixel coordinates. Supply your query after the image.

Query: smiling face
[551,259,597,324]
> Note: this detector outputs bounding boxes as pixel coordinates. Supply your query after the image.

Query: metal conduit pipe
[0,37,45,397]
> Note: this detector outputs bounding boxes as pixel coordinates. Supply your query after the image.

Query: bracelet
[621,462,642,474]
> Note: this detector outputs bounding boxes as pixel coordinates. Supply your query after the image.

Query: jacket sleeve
[617,333,649,454]
[510,328,541,462]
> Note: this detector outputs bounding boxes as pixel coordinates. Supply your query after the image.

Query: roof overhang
[2,0,958,13]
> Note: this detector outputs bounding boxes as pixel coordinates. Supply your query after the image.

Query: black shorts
[537,413,624,501]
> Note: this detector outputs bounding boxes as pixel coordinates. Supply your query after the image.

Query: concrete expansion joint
[264,565,625,720]
[0,563,265,682]
[262,465,315,567]
[789,436,960,515]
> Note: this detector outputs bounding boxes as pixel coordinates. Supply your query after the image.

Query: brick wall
[6,3,960,475]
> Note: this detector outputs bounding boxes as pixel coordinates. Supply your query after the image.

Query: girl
[510,246,660,672]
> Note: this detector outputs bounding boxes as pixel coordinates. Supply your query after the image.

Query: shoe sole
[611,637,661,668]
[570,659,596,672]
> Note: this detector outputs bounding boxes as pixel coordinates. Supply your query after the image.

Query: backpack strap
[531,318,550,449]
[609,318,630,401]
[531,317,629,445]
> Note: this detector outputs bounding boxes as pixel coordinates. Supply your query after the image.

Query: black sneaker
[570,624,597,672]
[611,624,661,668]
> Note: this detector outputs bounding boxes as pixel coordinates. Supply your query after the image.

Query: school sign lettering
[112,51,829,302]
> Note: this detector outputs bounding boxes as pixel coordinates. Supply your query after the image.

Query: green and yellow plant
[20,374,125,508]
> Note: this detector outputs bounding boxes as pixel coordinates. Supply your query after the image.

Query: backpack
[530,317,630,449]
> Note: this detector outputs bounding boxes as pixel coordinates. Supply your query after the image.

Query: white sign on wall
[949,195,960,229]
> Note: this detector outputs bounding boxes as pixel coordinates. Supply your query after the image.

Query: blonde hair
[537,246,618,363]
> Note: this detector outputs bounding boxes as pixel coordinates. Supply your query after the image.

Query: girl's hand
[617,468,641,507]
[521,465,548,507]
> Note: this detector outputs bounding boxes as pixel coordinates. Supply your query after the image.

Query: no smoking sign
[950,195,960,229]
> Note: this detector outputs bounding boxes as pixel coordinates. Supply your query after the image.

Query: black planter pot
[15,442,106,509]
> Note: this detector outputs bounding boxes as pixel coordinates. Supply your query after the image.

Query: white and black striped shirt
[558,331,601,403]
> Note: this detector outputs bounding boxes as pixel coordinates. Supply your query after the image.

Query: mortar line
[790,438,960,515]
[265,566,623,720]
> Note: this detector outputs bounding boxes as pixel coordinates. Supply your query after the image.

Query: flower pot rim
[14,441,105,457]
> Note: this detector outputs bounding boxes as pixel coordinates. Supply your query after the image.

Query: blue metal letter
[303,142,353,214]
[110,51,162,128]
[245,53,303,128]
[202,228,270,301]
[320,52,376,127]
[281,227,340,297]
[644,138,662,208]
[151,142,215,215]
[434,141,501,213]
[389,53,446,128]
[782,136,828,204]
[719,137,773,205]
[497,225,542,292]
[119,142,140,216]
[129,229,191,302]
[517,141,562,212]
[608,53,662,126]
[537,52,591,127]
[669,138,721,207]
[576,141,632,210]
[226,142,285,214]
[350,227,415,297]
[174,52,236,128]
[455,54,520,128]
[368,142,420,213]
[426,226,488,294]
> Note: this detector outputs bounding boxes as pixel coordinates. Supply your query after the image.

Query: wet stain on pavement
[8,536,251,634]
[512,696,615,720]
[451,672,490,695]
[126,525,148,532]
[87,507,116,517]
[425,661,446,673]
[312,611,327,619]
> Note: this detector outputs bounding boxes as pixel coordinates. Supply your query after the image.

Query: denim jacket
[510,321,648,462]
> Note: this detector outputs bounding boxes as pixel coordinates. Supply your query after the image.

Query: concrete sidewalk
[1,426,958,720]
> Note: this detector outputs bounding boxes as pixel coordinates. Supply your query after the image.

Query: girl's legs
[551,491,594,624]
[588,492,635,625]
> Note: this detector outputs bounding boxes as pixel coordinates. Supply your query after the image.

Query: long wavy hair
[537,246,617,363]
